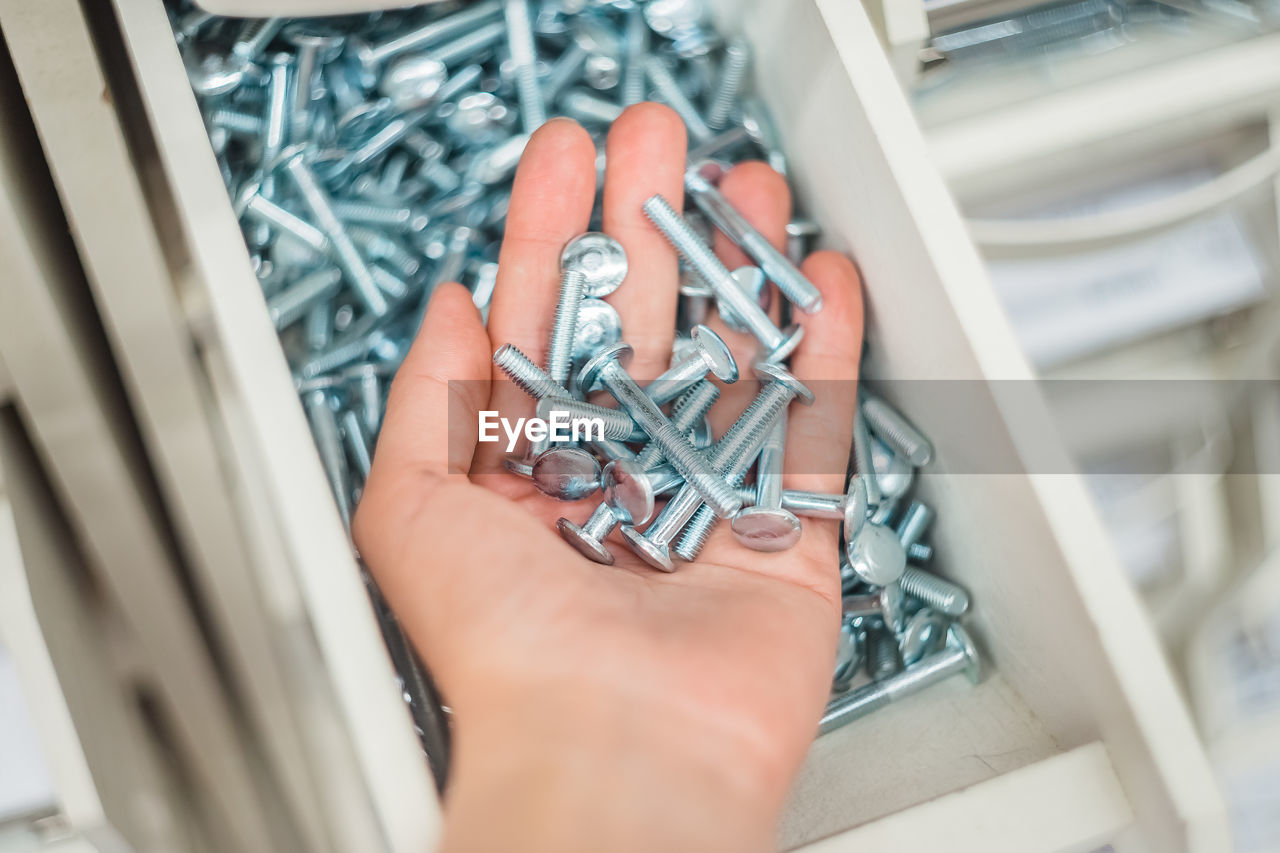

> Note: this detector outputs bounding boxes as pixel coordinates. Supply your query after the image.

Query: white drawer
[18,0,1230,850]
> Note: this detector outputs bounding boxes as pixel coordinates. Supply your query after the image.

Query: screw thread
[898,567,968,616]
[371,0,503,65]
[539,397,641,442]
[302,390,352,526]
[504,0,546,132]
[370,266,411,301]
[866,627,902,682]
[852,407,883,505]
[645,56,711,142]
[546,269,588,387]
[432,20,506,68]
[232,17,282,62]
[332,200,419,230]
[299,332,383,380]
[706,37,749,130]
[636,381,719,469]
[642,195,731,294]
[493,343,567,400]
[209,108,264,136]
[560,90,624,125]
[862,394,934,467]
[267,267,343,329]
[895,501,934,549]
[243,196,329,255]
[908,542,933,562]
[621,8,648,106]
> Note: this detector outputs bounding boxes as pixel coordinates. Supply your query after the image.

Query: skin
[353,104,864,853]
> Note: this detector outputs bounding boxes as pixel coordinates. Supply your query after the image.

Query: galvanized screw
[645,324,737,406]
[899,567,969,616]
[895,500,934,549]
[503,0,547,132]
[863,392,934,467]
[705,36,748,130]
[731,413,801,551]
[644,56,713,143]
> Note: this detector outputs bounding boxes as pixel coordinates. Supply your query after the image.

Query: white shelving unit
[0,0,1234,850]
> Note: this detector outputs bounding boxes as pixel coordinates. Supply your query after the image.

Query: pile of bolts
[171,0,980,739]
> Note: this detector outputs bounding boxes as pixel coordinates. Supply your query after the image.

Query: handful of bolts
[171,0,979,740]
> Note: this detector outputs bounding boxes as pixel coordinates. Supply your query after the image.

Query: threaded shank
[866,628,901,682]
[899,567,968,616]
[645,57,711,142]
[493,344,567,400]
[546,269,587,387]
[862,395,934,467]
[706,37,749,130]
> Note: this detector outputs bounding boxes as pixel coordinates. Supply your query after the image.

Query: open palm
[352,104,864,829]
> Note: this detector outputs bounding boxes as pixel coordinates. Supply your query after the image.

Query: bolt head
[283,24,347,57]
[446,92,513,145]
[577,342,634,395]
[946,624,982,684]
[602,459,655,525]
[879,582,905,634]
[502,456,534,479]
[532,447,601,502]
[689,325,738,383]
[753,362,815,406]
[572,299,624,364]
[380,54,448,111]
[843,474,869,544]
[901,608,947,667]
[871,436,915,500]
[561,232,628,298]
[620,525,675,572]
[689,415,713,450]
[265,142,310,180]
[556,518,616,565]
[185,50,247,97]
[845,522,906,586]
[763,323,805,365]
[731,506,802,552]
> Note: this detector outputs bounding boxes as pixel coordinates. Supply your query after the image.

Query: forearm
[441,687,783,853]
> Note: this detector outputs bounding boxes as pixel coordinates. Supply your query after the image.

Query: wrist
[441,680,786,853]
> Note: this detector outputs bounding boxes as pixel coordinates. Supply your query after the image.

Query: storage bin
[8,0,1230,850]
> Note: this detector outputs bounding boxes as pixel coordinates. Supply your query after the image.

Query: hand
[353,104,864,853]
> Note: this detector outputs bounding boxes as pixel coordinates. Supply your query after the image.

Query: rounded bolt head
[185,51,247,97]
[561,232,628,298]
[752,362,815,406]
[832,617,865,692]
[532,447,601,501]
[872,437,915,500]
[843,474,869,544]
[380,54,448,111]
[717,266,769,333]
[283,25,347,57]
[620,525,675,572]
[947,623,982,684]
[446,92,513,145]
[556,518,615,565]
[577,342,634,395]
[845,522,906,586]
[572,299,623,363]
[265,142,310,179]
[731,506,802,552]
[689,324,738,383]
[879,582,905,634]
[764,323,805,364]
[901,608,948,667]
[601,459,655,525]
[644,0,704,35]
[502,456,534,478]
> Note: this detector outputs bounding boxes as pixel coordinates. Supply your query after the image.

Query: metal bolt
[266,268,343,330]
[303,389,352,526]
[645,324,737,406]
[901,608,950,667]
[664,363,815,564]
[820,625,981,735]
[832,616,865,694]
[705,36,748,130]
[503,0,547,132]
[271,145,388,317]
[845,521,907,586]
[559,89,625,126]
[866,624,902,682]
[283,26,345,140]
[561,232,628,298]
[685,160,823,313]
[841,583,905,634]
[644,56,712,143]
[621,7,649,106]
[908,542,934,563]
[862,392,934,467]
[644,194,803,362]
[572,299,623,363]
[852,405,883,505]
[230,17,283,65]
[580,343,741,521]
[895,500,934,550]
[236,182,329,257]
[380,54,449,111]
[349,0,503,75]
[899,567,969,616]
[341,408,373,481]
[731,412,801,551]
[559,382,719,564]
[535,396,646,443]
[531,446,601,502]
[546,269,589,388]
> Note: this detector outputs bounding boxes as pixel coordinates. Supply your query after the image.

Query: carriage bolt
[231,17,282,65]
[266,268,343,330]
[645,325,737,406]
[348,362,385,435]
[686,161,823,313]
[705,36,748,130]
[820,625,981,735]
[740,96,788,177]
[305,301,334,352]
[908,542,933,563]
[381,54,449,112]
[733,487,855,520]
[559,383,718,564]
[303,390,352,527]
[349,227,422,279]
[298,330,390,381]
[237,185,329,256]
[895,501,934,550]
[852,406,883,506]
[208,108,263,136]
[686,125,751,165]
[621,6,649,106]
[531,446,601,501]
[901,608,950,667]
[899,567,969,616]
[284,27,345,139]
[332,200,430,233]
[786,219,821,266]
[536,397,647,443]
[845,521,906,587]
[370,266,411,301]
[560,89,624,125]
[503,0,547,132]
[561,232,628,298]
[870,435,914,500]
[272,145,387,317]
[862,393,934,467]
[544,43,589,103]
[659,364,814,565]
[350,0,503,75]
[573,299,623,363]
[732,413,800,551]
[341,409,373,480]
[645,56,712,142]
[866,625,903,682]
[841,583,905,634]
[644,194,803,362]
[260,55,291,194]
[432,21,507,69]
[493,343,574,401]
[580,343,740,520]
[547,269,589,387]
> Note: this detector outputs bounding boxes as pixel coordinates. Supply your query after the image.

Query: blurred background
[0,0,1278,850]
